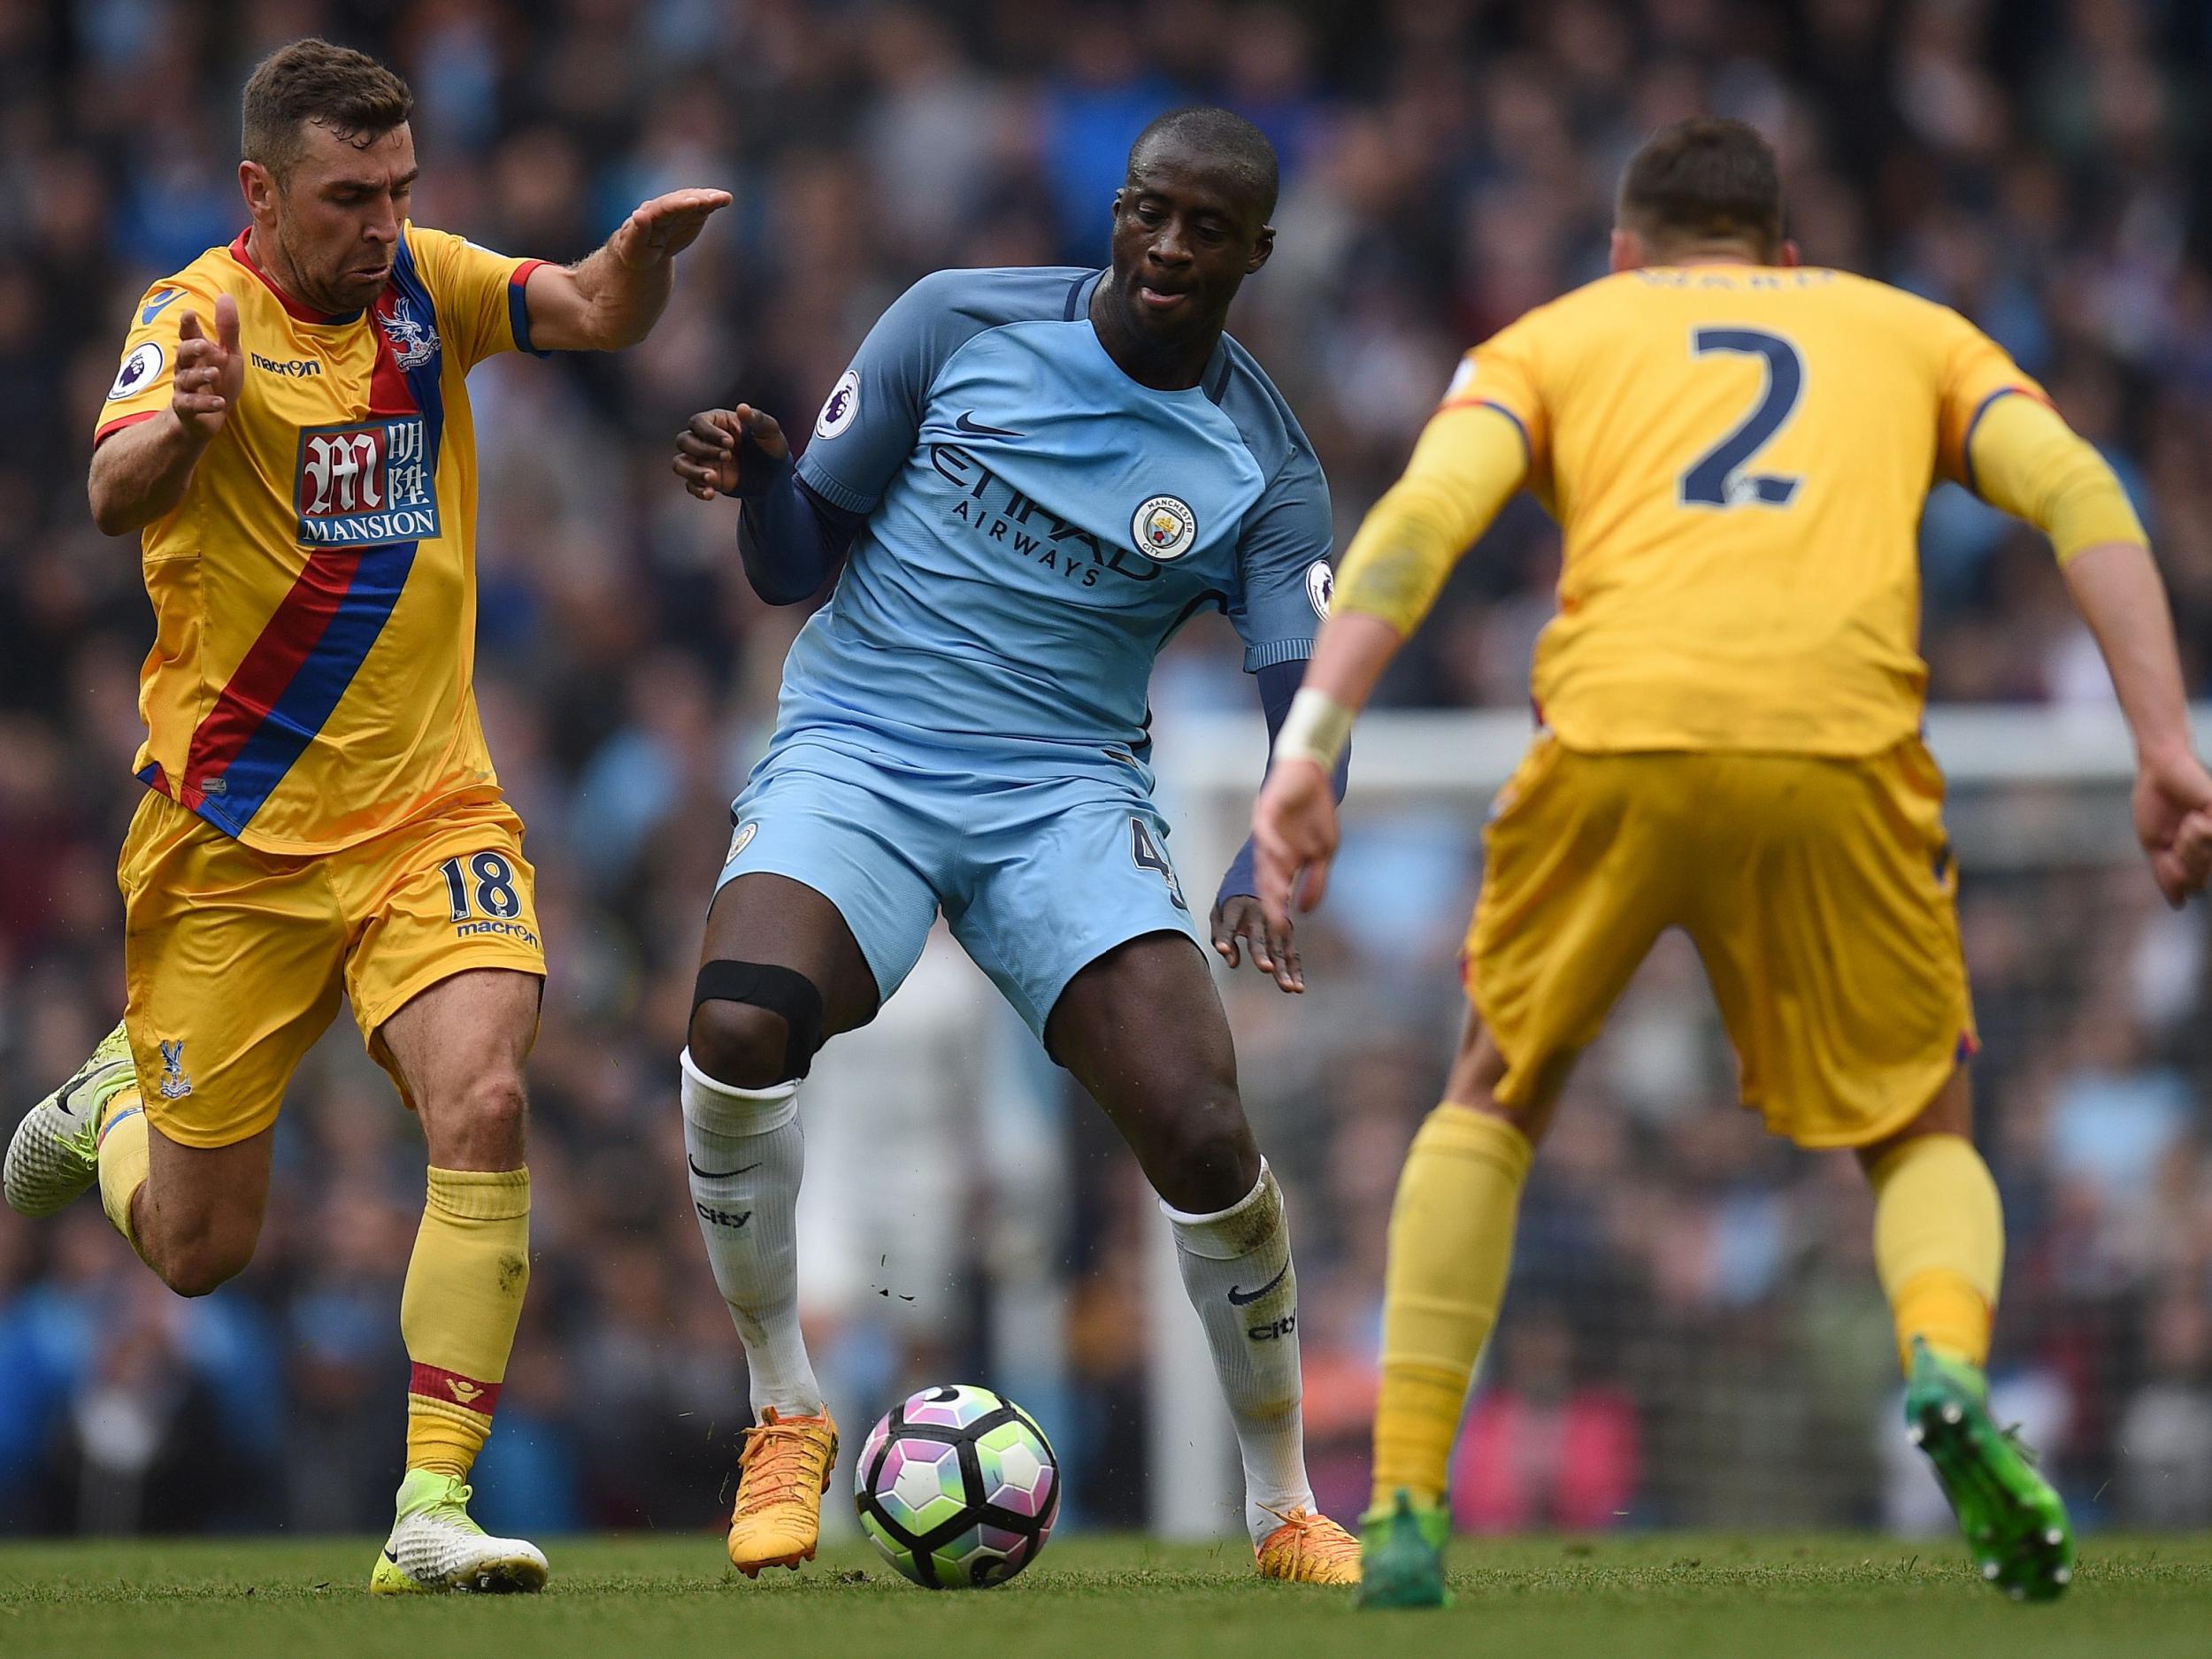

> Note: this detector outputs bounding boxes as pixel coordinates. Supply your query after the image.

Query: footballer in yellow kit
[3,39,728,1594]
[100,219,549,1146]
[1433,253,2038,1149]
[1251,119,2212,1606]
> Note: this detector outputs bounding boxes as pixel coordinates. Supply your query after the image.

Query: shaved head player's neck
[1089,108,1278,393]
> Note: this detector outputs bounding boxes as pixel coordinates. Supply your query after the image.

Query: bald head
[1127,106,1279,224]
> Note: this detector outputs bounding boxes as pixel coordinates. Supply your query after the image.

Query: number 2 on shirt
[1678,327,1803,509]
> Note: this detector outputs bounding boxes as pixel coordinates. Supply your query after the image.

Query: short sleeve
[1933,310,2049,491]
[95,273,223,444]
[1436,312,1548,473]
[405,224,550,370]
[1228,442,1333,671]
[795,272,974,517]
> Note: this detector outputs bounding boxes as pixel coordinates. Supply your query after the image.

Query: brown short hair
[242,39,412,180]
[1617,118,1785,259]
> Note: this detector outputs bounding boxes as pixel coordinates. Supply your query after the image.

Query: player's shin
[680,1048,821,1417]
[1371,1103,1532,1512]
[1162,1160,1316,1546]
[96,1088,150,1251]
[401,1167,531,1479]
[1870,1132,2002,1371]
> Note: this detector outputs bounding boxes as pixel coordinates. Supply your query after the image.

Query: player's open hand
[2134,746,2212,908]
[610,188,733,268]
[1212,892,1303,994]
[1251,758,1340,940]
[673,405,787,502]
[173,295,242,441]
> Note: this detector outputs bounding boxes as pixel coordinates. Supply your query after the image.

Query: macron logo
[141,289,184,326]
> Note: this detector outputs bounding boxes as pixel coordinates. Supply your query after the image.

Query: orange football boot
[726,1407,840,1578]
[1256,1505,1363,1585]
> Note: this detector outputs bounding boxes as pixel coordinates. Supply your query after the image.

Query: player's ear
[240,159,278,224]
[1247,223,1275,274]
[1608,227,1644,274]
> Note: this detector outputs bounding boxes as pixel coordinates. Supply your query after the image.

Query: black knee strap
[694,961,826,1081]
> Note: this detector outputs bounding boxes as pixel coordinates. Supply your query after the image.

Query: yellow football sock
[1870,1133,2002,1372]
[402,1166,531,1481]
[96,1087,150,1251]
[1371,1103,1533,1511]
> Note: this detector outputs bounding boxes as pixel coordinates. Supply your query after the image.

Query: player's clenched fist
[173,294,243,441]
[672,404,787,502]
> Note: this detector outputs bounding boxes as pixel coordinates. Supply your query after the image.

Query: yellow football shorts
[118,787,545,1148]
[1465,737,1975,1148]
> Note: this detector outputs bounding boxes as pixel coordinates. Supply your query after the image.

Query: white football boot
[4,1021,136,1217]
[369,1470,549,1594]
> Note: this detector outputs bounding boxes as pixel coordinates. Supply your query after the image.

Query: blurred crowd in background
[4,0,2212,1540]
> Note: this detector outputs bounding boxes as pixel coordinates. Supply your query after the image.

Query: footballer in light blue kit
[667,110,1359,1585]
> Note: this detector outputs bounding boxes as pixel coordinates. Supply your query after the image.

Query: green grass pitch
[4,1534,2211,1659]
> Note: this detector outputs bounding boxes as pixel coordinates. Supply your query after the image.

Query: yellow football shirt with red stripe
[95,224,549,853]
[1432,266,2050,756]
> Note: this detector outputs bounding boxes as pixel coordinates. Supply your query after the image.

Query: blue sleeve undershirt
[733,437,863,604]
[1214,658,1351,911]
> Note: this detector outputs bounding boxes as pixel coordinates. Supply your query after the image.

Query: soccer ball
[854,1384,1060,1588]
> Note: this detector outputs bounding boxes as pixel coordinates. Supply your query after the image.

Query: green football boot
[1905,1339,2074,1601]
[1355,1489,1451,1609]
[4,1022,136,1218]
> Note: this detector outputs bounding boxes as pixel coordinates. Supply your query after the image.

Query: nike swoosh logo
[688,1156,762,1179]
[141,290,183,326]
[1226,1262,1289,1306]
[382,1548,399,1563]
[955,411,1024,439]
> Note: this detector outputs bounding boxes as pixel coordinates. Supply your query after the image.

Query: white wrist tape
[1274,687,1354,774]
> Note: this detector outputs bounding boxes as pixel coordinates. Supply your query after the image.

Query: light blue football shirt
[780,266,1332,769]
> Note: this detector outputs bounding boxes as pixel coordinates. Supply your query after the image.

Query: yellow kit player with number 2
[1250,118,2212,1609]
[2,39,727,1593]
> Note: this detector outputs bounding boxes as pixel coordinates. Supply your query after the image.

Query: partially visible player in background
[1251,118,2212,1608]
[666,109,1358,1585]
[2,39,726,1594]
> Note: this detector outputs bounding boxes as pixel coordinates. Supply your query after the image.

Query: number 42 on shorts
[1130,818,1187,911]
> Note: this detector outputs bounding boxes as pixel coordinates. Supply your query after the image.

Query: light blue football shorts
[716,732,1204,1036]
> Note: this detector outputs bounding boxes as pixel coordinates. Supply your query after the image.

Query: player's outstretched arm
[89,296,243,536]
[1248,614,1403,937]
[2063,542,2212,906]
[1964,391,2212,905]
[1248,400,1529,936]
[521,188,731,352]
[1213,661,1352,995]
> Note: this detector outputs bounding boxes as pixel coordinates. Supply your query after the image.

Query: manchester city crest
[1131,494,1197,561]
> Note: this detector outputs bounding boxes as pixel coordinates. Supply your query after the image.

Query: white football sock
[1163,1161,1316,1546]
[680,1048,823,1418]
